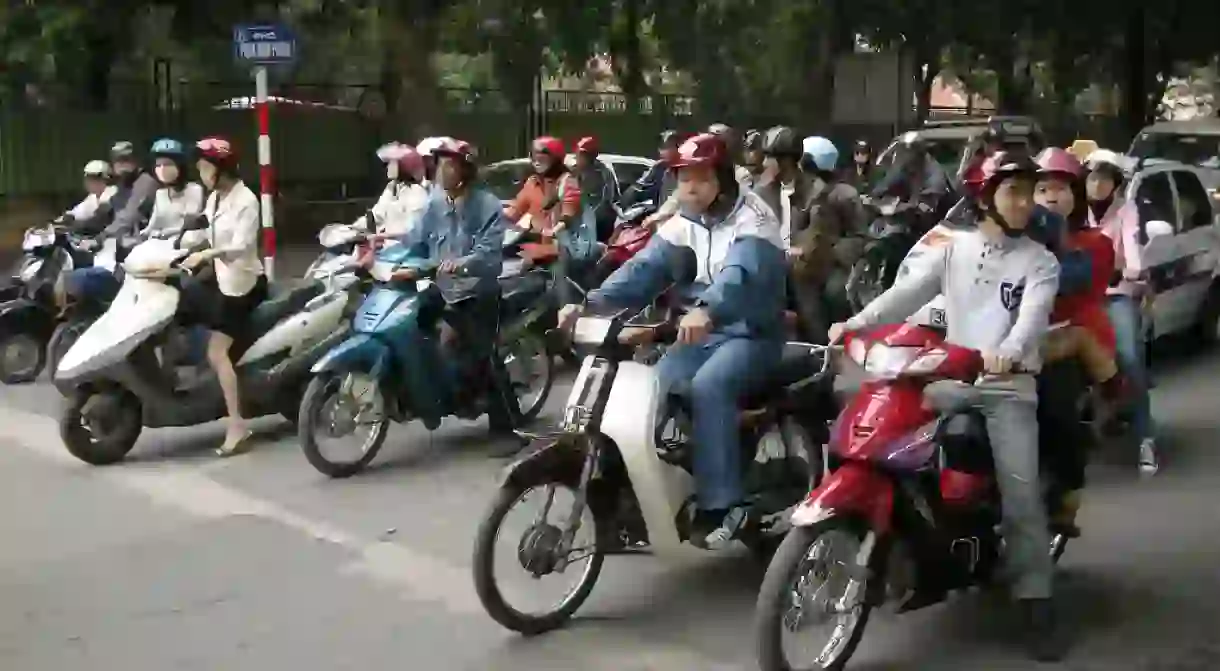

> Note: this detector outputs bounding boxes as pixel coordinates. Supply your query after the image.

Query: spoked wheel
[298,372,390,478]
[47,318,93,396]
[501,331,555,422]
[755,518,878,671]
[59,386,143,465]
[472,481,605,635]
[0,330,46,384]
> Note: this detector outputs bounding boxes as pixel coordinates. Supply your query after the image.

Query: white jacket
[357,181,429,238]
[142,183,206,237]
[66,186,117,221]
[204,180,264,297]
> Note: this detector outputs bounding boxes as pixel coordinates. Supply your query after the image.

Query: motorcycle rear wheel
[298,372,390,478]
[501,331,555,422]
[755,517,877,671]
[472,482,605,635]
[60,386,143,465]
[0,330,46,384]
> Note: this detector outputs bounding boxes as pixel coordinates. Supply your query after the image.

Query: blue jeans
[1107,296,1154,440]
[655,336,783,510]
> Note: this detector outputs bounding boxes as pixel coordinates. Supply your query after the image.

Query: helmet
[195,136,240,172]
[1067,139,1099,162]
[801,136,840,172]
[376,142,425,182]
[898,131,927,153]
[574,136,599,156]
[83,160,111,178]
[416,136,453,158]
[670,133,729,171]
[1084,149,1128,175]
[981,120,1007,145]
[743,129,763,151]
[707,123,733,137]
[150,138,185,159]
[761,126,801,157]
[854,139,871,153]
[1035,147,1084,180]
[109,141,136,161]
[433,138,478,164]
[659,130,685,148]
[531,136,565,160]
[979,151,1038,194]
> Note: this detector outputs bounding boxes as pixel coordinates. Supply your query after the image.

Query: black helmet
[854,139,871,153]
[761,126,801,157]
[109,141,136,162]
[743,129,762,151]
[659,129,684,149]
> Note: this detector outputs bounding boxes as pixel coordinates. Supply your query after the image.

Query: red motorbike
[590,200,656,285]
[753,322,1070,671]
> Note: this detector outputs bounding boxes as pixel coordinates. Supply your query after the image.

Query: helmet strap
[982,205,1024,238]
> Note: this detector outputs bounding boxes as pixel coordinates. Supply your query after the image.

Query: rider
[571,136,617,241]
[871,132,953,231]
[830,152,1066,662]
[504,136,598,274]
[392,139,519,445]
[624,130,684,213]
[557,133,787,549]
[357,142,429,239]
[180,137,268,458]
[1085,148,1158,475]
[800,136,867,324]
[142,138,206,238]
[416,136,453,190]
[103,141,160,239]
[63,160,117,232]
[843,139,876,191]
[741,129,765,188]
[645,124,753,229]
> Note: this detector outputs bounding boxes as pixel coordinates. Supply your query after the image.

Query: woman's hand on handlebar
[676,308,712,344]
[981,350,1016,376]
[389,268,418,282]
[438,259,463,274]
[827,322,849,344]
[557,303,584,331]
[180,250,212,271]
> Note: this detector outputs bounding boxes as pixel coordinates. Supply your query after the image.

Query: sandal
[214,431,255,458]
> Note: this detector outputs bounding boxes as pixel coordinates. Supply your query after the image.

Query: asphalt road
[2,341,1220,670]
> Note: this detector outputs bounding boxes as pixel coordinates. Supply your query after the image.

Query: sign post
[232,23,297,281]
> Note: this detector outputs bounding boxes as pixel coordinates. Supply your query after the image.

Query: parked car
[482,153,655,204]
[1128,119,1220,200]
[876,115,1046,180]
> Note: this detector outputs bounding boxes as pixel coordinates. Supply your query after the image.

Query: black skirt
[180,273,268,339]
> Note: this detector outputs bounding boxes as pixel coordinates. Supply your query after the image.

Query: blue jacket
[588,190,788,341]
[618,162,675,209]
[399,187,505,297]
[1027,206,1091,296]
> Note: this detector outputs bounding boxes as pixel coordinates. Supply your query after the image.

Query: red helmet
[376,142,425,182]
[531,136,565,160]
[669,133,729,170]
[433,138,478,164]
[1035,147,1084,180]
[574,136,599,156]
[195,136,239,172]
[979,151,1037,193]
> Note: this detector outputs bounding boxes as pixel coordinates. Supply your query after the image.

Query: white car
[482,153,655,204]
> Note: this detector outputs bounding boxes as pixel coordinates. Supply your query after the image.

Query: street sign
[232,23,298,65]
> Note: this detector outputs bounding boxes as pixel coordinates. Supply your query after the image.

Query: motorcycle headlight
[857,343,920,379]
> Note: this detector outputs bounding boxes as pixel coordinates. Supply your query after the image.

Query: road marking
[0,405,739,671]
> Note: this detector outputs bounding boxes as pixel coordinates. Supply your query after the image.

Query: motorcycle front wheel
[47,317,94,396]
[755,517,878,671]
[501,331,555,422]
[298,372,390,478]
[60,386,143,465]
[472,481,605,635]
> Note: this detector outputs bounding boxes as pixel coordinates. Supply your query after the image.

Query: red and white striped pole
[253,65,276,281]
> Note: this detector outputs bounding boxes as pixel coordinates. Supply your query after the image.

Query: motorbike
[296,243,551,478]
[589,200,656,286]
[54,218,357,465]
[844,196,921,312]
[752,322,1073,671]
[0,223,95,383]
[471,249,839,635]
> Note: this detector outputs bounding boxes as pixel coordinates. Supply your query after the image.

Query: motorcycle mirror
[669,246,698,284]
[1144,219,1174,241]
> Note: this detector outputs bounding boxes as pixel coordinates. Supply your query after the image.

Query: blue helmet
[150,138,185,158]
[801,136,839,172]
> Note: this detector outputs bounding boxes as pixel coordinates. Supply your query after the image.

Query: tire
[472,483,605,635]
[755,518,876,671]
[47,318,93,396]
[59,387,143,465]
[502,331,555,422]
[0,330,46,384]
[298,372,390,478]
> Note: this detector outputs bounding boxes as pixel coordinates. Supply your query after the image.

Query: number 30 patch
[930,307,947,326]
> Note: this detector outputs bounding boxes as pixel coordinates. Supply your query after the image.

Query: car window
[1133,172,1177,230]
[610,161,650,192]
[1129,132,1220,169]
[481,162,531,201]
[1171,170,1213,231]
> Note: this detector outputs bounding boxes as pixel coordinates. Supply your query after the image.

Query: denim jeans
[1107,295,1154,440]
[655,336,783,510]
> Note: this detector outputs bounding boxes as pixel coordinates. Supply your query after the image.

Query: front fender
[501,433,590,489]
[310,333,390,376]
[0,298,55,338]
[790,461,894,533]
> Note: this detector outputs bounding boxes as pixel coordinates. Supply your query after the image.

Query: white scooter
[470,250,840,635]
[54,219,366,466]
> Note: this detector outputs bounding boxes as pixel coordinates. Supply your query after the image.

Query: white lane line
[0,405,739,671]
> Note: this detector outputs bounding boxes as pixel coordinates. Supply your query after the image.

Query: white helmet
[83,160,111,178]
[1084,149,1129,174]
[416,136,454,157]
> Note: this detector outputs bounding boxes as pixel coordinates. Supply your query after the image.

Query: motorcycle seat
[736,343,830,408]
[249,280,322,332]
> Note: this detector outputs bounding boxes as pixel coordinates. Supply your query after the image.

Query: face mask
[198,163,218,189]
[386,162,399,180]
[154,164,179,185]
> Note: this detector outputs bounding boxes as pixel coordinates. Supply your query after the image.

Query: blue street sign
[232,23,298,65]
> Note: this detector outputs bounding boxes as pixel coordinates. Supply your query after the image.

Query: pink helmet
[376,142,425,183]
[1035,147,1084,180]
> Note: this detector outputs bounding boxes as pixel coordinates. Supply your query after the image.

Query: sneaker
[1020,598,1069,662]
[691,506,749,550]
[1138,438,1160,476]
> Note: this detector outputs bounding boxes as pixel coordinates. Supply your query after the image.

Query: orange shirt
[504,173,581,234]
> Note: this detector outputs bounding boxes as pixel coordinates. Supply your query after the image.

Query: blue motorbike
[297,243,551,478]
